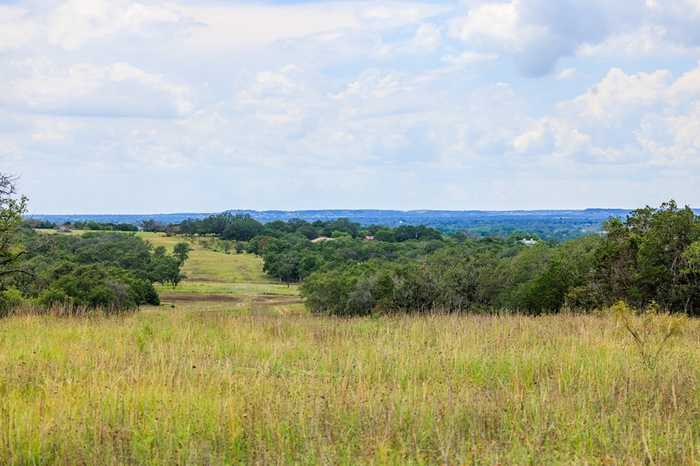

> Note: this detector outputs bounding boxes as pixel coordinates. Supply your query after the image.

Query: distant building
[364,235,375,241]
[520,238,538,246]
[58,224,72,233]
[311,236,335,244]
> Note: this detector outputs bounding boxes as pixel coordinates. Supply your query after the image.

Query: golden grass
[21,230,700,463]
[2,310,700,465]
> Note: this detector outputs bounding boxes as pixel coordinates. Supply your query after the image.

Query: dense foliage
[68,221,139,232]
[0,173,189,314]
[299,202,700,316]
[183,202,700,316]
[0,175,28,312]
[1,230,186,313]
[4,231,188,312]
[23,219,140,232]
[179,213,371,241]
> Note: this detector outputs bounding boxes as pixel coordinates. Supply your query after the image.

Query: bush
[0,287,26,316]
[39,264,158,312]
[36,288,72,308]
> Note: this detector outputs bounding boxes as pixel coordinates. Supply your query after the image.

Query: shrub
[610,300,688,368]
[44,264,159,312]
[0,287,26,316]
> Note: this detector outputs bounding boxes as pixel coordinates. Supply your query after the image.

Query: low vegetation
[2,310,699,464]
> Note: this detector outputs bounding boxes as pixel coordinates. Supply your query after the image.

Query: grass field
[135,232,303,315]
[2,311,700,464]
[12,230,700,464]
[136,233,274,285]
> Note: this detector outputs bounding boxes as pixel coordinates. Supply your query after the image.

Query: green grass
[136,232,273,284]
[156,281,299,297]
[137,232,302,315]
[2,311,700,464]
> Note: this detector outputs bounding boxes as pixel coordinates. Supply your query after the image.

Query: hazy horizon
[29,206,642,217]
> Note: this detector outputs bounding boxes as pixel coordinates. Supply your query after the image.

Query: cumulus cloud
[0,60,192,118]
[0,5,38,51]
[1,0,700,211]
[515,63,700,167]
[450,0,700,76]
[47,0,185,50]
[562,68,670,123]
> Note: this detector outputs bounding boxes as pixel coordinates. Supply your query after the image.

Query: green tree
[173,242,191,265]
[592,201,700,312]
[0,174,28,280]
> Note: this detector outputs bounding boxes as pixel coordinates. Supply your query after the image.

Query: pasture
[3,231,700,464]
[2,311,700,464]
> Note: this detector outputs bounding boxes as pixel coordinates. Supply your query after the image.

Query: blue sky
[2,0,700,213]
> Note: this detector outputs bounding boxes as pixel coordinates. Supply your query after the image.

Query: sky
[2,0,700,213]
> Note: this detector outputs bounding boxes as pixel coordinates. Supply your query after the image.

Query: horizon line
[27,207,647,217]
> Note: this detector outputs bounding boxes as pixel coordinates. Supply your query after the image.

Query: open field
[35,230,303,314]
[136,233,274,285]
[2,311,700,464]
[16,229,700,464]
[135,232,303,314]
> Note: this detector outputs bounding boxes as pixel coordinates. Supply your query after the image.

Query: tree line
[0,175,189,314]
[178,202,700,316]
[300,203,700,316]
[4,170,700,317]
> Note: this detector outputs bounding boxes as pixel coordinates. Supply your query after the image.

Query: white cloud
[0,6,38,51]
[556,68,576,80]
[178,1,446,53]
[562,68,670,123]
[1,60,192,118]
[47,0,184,50]
[449,0,700,76]
[2,0,700,211]
[412,23,441,51]
[516,63,700,167]
[450,2,519,45]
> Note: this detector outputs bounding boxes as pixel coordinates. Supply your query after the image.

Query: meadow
[2,311,700,464]
[136,232,303,316]
[3,232,700,464]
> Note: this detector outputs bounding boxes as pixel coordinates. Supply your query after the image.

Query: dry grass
[2,310,700,465]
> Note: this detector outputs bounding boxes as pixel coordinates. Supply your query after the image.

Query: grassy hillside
[132,232,302,315]
[1,311,699,464]
[35,229,303,315]
[136,232,273,284]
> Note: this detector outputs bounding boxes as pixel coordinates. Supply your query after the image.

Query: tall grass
[1,309,700,464]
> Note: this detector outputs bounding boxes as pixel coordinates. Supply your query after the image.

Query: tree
[173,242,191,265]
[141,219,166,232]
[222,215,265,241]
[0,174,28,280]
[591,201,700,313]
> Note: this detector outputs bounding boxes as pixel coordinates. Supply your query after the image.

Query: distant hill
[27,208,646,241]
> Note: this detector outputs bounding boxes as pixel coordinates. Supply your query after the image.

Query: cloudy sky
[2,0,700,213]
